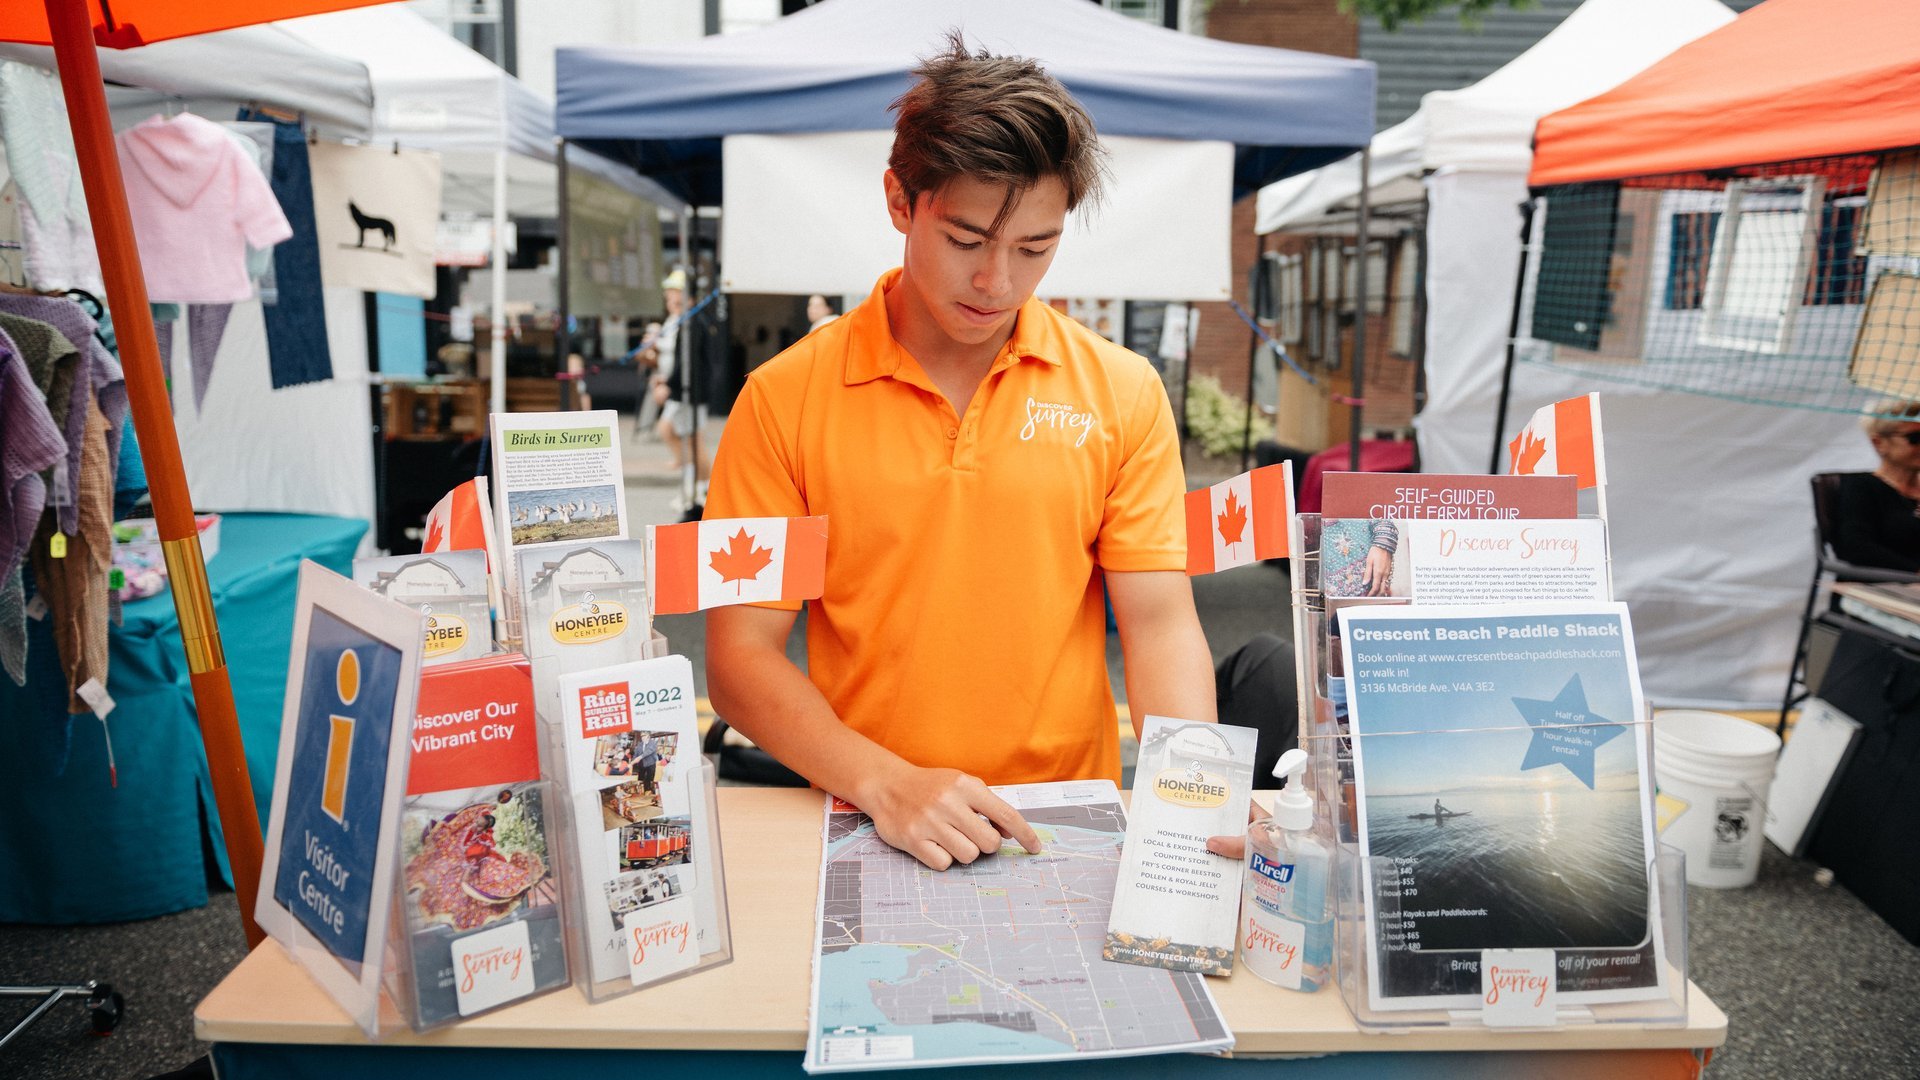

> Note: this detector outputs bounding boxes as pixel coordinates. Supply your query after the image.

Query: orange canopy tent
[1,0,395,946]
[1529,0,1920,186]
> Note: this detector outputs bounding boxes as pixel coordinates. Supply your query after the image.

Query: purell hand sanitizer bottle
[1241,749,1332,990]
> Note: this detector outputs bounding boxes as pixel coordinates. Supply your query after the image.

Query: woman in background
[1835,400,1920,573]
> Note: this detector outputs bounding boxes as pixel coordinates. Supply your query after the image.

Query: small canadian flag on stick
[1185,463,1292,576]
[652,516,828,615]
[1508,393,1607,490]
[422,477,496,564]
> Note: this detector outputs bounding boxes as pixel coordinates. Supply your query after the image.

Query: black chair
[701,718,809,787]
[1779,472,1920,732]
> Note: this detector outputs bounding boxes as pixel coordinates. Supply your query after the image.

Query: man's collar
[844,269,1064,386]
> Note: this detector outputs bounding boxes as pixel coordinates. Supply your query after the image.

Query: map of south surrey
[805,781,1232,1073]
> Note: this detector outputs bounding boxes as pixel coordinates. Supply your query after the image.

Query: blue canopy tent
[554,0,1379,479]
[555,0,1376,207]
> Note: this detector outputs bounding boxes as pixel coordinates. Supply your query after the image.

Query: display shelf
[1287,510,1689,1034]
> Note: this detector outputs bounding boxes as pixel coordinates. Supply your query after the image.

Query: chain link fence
[1518,149,1920,420]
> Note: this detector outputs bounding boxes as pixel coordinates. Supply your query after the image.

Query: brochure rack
[1288,512,1690,1032]
[540,632,735,1003]
[384,778,572,1033]
[550,758,734,1003]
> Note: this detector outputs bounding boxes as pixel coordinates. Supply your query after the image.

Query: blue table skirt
[0,513,366,923]
[208,1045,1707,1080]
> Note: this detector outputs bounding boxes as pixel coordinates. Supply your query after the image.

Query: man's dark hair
[888,31,1107,232]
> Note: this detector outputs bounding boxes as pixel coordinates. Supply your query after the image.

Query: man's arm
[1110,569,1277,859]
[706,606,1042,870]
[1106,569,1216,736]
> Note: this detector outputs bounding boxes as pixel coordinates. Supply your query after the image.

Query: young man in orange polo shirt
[705,39,1216,870]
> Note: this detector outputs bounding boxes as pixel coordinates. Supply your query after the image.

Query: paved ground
[2,424,1915,1079]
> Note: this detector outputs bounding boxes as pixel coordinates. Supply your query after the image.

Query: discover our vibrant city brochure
[390,654,568,1029]
[1338,603,1668,1015]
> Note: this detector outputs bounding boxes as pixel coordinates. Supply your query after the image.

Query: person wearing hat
[648,268,710,503]
[703,37,1216,871]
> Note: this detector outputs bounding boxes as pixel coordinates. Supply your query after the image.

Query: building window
[1104,0,1172,28]
[1666,200,1865,311]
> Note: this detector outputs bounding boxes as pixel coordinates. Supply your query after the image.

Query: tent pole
[43,0,263,947]
[1241,233,1266,473]
[490,147,509,419]
[555,138,570,411]
[1176,301,1194,448]
[682,206,701,515]
[1348,144,1370,471]
[1489,198,1537,473]
[1411,192,1429,470]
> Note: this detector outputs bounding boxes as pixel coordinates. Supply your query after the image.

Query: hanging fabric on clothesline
[115,113,291,305]
[0,294,123,721]
[307,140,441,299]
[0,324,64,687]
[0,62,102,294]
[239,108,333,390]
[153,301,235,413]
[220,121,279,298]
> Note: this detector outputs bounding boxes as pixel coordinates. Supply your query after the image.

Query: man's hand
[1204,800,1272,861]
[863,763,1043,870]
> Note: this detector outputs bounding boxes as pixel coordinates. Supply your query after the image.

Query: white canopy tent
[722,131,1235,299]
[275,5,681,417]
[2,11,676,541]
[0,23,374,134]
[1257,0,1735,234]
[1256,0,1873,706]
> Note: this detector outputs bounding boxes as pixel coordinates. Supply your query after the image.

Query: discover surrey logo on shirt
[1021,397,1097,447]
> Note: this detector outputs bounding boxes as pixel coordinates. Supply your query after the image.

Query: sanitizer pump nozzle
[1271,748,1313,831]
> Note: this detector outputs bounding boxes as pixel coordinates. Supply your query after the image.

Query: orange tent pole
[43,0,265,948]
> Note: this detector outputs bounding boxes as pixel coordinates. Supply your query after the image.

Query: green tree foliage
[1340,0,1535,31]
[1184,374,1273,459]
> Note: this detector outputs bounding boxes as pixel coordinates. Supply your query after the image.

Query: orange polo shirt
[705,269,1186,785]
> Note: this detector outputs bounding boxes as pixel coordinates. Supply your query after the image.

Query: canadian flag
[1185,463,1292,576]
[651,516,828,615]
[1508,394,1607,490]
[422,478,496,565]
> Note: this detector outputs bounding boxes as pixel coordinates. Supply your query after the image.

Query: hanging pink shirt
[115,114,292,304]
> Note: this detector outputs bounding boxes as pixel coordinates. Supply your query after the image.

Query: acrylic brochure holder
[541,631,736,1004]
[1289,511,1690,1032]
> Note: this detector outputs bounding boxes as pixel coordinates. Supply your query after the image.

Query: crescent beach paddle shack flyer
[1338,603,1668,1015]
[256,562,425,1037]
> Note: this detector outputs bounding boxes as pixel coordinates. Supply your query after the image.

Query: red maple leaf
[1512,430,1548,475]
[709,528,775,594]
[1216,490,1249,549]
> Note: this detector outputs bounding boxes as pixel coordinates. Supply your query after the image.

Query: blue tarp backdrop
[556,0,1376,205]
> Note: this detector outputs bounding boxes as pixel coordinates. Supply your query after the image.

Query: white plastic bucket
[1653,710,1781,888]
